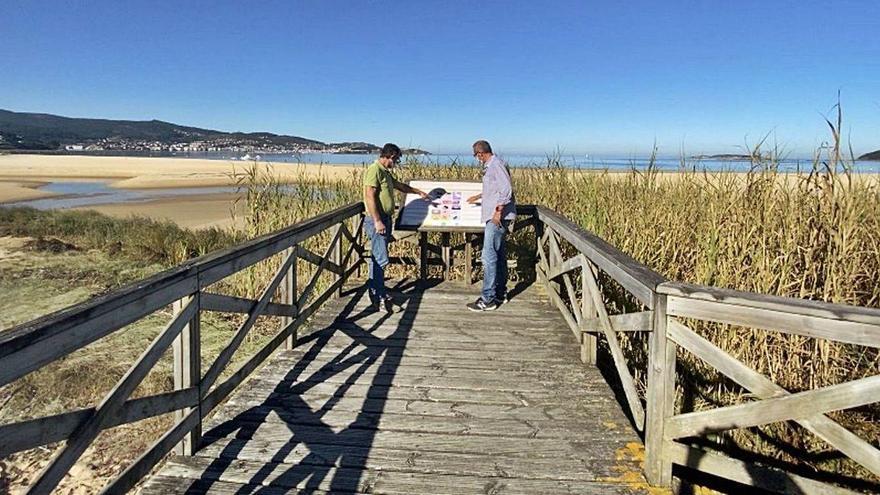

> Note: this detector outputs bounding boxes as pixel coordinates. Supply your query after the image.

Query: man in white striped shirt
[466,140,516,312]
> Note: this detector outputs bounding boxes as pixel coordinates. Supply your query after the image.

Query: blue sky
[2,0,878,156]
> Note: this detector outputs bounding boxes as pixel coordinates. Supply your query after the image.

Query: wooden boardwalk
[6,204,876,494]
[141,280,652,494]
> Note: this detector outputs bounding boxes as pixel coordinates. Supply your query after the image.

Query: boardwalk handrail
[0,202,366,494]
[533,205,880,495]
[2,202,879,494]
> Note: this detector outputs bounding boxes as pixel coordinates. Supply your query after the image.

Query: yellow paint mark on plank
[601,442,671,494]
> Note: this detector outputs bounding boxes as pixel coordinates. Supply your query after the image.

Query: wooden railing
[533,205,880,494]
[2,202,878,494]
[0,202,366,494]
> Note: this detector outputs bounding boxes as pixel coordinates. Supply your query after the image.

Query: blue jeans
[481,220,509,303]
[364,214,392,300]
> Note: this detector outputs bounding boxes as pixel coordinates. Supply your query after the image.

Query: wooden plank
[224,378,613,408]
[296,223,345,308]
[0,388,197,457]
[0,274,197,388]
[200,250,297,396]
[269,350,597,374]
[193,439,638,483]
[172,294,201,456]
[658,281,880,327]
[535,244,580,340]
[464,233,473,284]
[666,294,880,348]
[546,232,583,325]
[293,333,585,356]
[582,260,646,431]
[668,443,862,495]
[154,456,638,495]
[643,293,674,486]
[536,206,666,307]
[140,476,294,495]
[100,408,200,495]
[219,393,622,423]
[667,319,880,477]
[201,291,296,317]
[291,328,585,352]
[200,421,633,458]
[295,244,343,274]
[27,297,197,494]
[546,253,585,281]
[419,232,428,280]
[281,246,297,350]
[667,373,880,440]
[581,258,598,364]
[203,408,629,441]
[581,311,654,333]
[332,224,344,296]
[441,232,452,279]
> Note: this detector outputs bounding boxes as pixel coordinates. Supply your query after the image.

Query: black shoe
[467,297,499,312]
[382,295,396,313]
[497,294,509,305]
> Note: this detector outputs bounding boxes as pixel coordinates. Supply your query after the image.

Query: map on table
[397,180,484,230]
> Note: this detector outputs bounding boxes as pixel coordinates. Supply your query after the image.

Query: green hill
[858,150,880,161]
[0,109,325,151]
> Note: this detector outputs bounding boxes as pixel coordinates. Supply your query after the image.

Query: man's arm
[364,185,387,234]
[393,180,429,200]
[490,165,512,225]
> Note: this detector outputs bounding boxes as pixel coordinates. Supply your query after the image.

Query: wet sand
[0,180,54,203]
[0,154,362,229]
[73,193,246,230]
[0,154,361,191]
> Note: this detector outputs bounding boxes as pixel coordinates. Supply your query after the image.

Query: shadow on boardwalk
[190,280,429,493]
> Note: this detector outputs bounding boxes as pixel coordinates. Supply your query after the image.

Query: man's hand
[418,190,430,201]
[374,218,386,235]
[466,194,481,204]
[491,210,502,226]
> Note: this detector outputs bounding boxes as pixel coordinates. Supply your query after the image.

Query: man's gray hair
[472,140,493,154]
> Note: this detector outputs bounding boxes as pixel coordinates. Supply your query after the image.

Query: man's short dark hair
[472,140,493,154]
[380,143,402,158]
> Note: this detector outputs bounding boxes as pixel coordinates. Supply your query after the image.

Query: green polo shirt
[363,159,396,217]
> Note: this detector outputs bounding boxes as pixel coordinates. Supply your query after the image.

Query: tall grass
[229,116,878,487]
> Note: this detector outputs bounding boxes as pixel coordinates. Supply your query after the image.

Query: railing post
[172,292,201,456]
[282,246,298,350]
[419,232,428,281]
[645,291,675,486]
[351,215,362,279]
[332,224,343,297]
[441,232,452,280]
[580,259,598,365]
[534,215,544,271]
[464,233,473,284]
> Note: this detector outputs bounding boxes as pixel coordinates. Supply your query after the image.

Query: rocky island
[857,150,880,161]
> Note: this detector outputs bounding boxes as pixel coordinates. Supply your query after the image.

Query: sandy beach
[2,153,876,230]
[0,154,363,228]
[0,154,361,189]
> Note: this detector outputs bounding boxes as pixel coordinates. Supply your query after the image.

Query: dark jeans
[481,220,510,303]
[364,214,392,299]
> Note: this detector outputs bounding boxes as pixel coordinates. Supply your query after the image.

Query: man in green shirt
[364,143,428,311]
